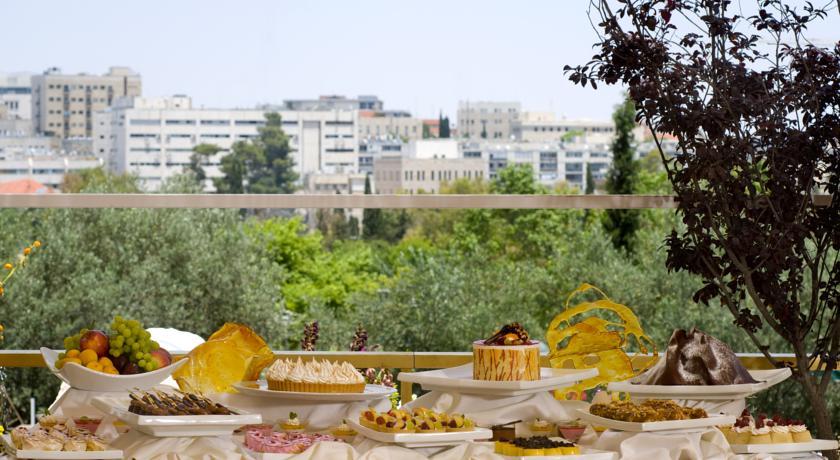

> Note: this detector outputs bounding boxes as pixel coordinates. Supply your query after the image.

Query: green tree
[584,164,595,194]
[188,143,221,186]
[215,112,298,194]
[438,113,451,138]
[60,168,140,193]
[362,175,384,240]
[603,97,640,252]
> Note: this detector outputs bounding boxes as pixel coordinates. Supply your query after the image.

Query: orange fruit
[98,357,113,368]
[62,358,82,367]
[85,362,102,372]
[79,349,98,365]
[66,349,81,358]
[103,367,119,375]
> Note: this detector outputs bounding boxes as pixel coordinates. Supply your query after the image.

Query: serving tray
[234,381,395,401]
[91,396,261,437]
[575,408,735,432]
[398,364,598,396]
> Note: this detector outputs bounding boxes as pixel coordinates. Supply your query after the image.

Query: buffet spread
[2,287,836,460]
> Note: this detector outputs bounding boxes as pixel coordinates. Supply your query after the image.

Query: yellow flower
[23,247,31,256]
[0,425,4,434]
[33,241,41,248]
[0,286,4,296]
[2,263,11,270]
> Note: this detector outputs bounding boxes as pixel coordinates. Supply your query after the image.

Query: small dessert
[445,414,476,432]
[473,323,540,381]
[387,408,411,423]
[37,414,66,429]
[414,416,445,433]
[63,438,87,451]
[73,416,102,434]
[331,420,357,442]
[529,418,554,435]
[770,420,793,444]
[557,420,586,442]
[490,420,519,442]
[280,412,305,433]
[790,420,812,443]
[265,358,365,393]
[636,328,757,385]
[589,399,707,422]
[751,418,772,444]
[359,408,378,430]
[495,436,579,456]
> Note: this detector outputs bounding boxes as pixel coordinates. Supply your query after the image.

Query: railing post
[399,368,413,406]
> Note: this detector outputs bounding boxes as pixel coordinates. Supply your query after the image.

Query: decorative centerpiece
[473,322,540,381]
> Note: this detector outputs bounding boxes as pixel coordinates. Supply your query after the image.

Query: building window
[201,120,230,125]
[165,119,196,125]
[234,120,264,126]
[130,119,159,126]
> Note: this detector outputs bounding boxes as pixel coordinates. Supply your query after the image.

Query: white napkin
[110,431,242,460]
[589,428,731,460]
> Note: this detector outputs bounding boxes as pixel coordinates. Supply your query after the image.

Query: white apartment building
[95,96,358,191]
[305,172,367,195]
[359,138,405,175]
[0,72,33,121]
[513,112,617,145]
[358,111,423,141]
[460,141,612,191]
[31,67,142,139]
[457,101,521,140]
[0,135,57,158]
[0,154,102,190]
[408,139,459,159]
[373,155,487,194]
[283,95,382,111]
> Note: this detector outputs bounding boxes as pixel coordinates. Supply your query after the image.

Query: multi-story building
[358,110,423,141]
[513,112,616,145]
[408,139,459,159]
[373,155,487,194]
[31,67,141,139]
[460,140,612,191]
[95,96,358,191]
[0,153,102,190]
[457,101,521,140]
[282,95,382,112]
[0,134,57,158]
[359,138,405,175]
[305,172,367,195]
[0,72,33,121]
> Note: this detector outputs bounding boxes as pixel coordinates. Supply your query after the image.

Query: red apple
[122,362,140,375]
[79,330,110,358]
[149,348,172,369]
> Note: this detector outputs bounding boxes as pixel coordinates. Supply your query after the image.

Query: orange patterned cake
[473,323,540,381]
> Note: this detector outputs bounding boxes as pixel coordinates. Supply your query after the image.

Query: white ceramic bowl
[41,347,188,392]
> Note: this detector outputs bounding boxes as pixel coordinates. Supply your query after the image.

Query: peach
[80,330,110,358]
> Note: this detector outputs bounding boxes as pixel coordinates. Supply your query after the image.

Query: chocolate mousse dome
[637,327,758,385]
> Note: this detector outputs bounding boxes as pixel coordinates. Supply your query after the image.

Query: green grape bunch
[62,328,86,351]
[108,316,161,372]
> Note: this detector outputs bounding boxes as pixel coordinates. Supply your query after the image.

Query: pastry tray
[576,408,735,432]
[1,434,122,459]
[729,439,839,454]
[348,419,491,447]
[607,367,791,400]
[91,396,261,437]
[398,364,598,396]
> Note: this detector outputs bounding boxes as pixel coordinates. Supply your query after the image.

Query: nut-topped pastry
[473,322,540,381]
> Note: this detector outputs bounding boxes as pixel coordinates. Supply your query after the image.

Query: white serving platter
[1,434,122,459]
[91,395,261,437]
[347,419,491,447]
[233,381,396,401]
[608,366,791,400]
[576,408,734,432]
[398,364,598,396]
[41,347,188,392]
[730,439,839,454]
[496,451,617,460]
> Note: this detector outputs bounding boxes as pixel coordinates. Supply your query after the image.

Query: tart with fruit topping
[280,412,305,433]
[473,322,540,381]
[445,413,476,432]
[495,436,579,456]
[359,408,378,430]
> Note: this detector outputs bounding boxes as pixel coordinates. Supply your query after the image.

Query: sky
[2,0,838,122]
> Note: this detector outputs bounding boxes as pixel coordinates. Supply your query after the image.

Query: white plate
[347,419,491,447]
[233,381,396,401]
[730,439,839,454]
[1,434,122,459]
[576,408,734,432]
[91,395,261,437]
[41,347,188,392]
[398,364,598,396]
[608,367,791,400]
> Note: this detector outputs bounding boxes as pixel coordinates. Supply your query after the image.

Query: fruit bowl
[41,347,188,392]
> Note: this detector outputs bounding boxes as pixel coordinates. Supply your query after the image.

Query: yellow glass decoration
[173,323,275,394]
[547,283,657,399]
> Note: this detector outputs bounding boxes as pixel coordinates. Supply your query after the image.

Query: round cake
[473,323,540,381]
